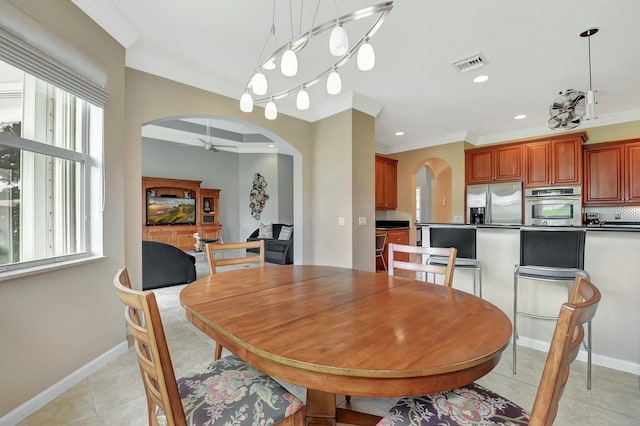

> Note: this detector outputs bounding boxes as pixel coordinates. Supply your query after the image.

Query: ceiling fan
[547,89,585,130]
[548,28,599,131]
[196,119,237,153]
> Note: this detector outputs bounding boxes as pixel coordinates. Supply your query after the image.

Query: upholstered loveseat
[247,223,293,265]
[142,240,196,290]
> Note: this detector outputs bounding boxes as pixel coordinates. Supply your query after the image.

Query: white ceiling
[72,0,640,154]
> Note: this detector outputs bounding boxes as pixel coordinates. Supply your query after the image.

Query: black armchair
[142,240,196,290]
[247,224,293,265]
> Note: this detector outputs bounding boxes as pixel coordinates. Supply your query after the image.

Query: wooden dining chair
[388,243,457,287]
[376,275,601,426]
[205,240,265,275]
[205,240,265,360]
[113,268,304,426]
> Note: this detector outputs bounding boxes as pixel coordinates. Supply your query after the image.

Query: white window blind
[0,1,108,106]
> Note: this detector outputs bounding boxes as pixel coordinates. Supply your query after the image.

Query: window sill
[0,255,106,283]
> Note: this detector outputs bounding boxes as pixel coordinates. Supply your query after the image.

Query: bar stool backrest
[429,226,477,260]
[520,228,586,269]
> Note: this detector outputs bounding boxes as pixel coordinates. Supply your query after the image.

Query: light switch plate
[358,216,367,225]
[338,216,345,225]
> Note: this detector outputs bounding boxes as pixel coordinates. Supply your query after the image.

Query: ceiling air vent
[452,53,488,73]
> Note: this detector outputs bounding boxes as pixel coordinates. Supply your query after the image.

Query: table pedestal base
[306,390,382,426]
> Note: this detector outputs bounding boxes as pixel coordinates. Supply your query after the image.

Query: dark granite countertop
[376,220,411,230]
[416,222,640,232]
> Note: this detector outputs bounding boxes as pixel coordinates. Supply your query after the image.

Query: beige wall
[351,111,376,271]
[0,0,126,417]
[583,120,640,144]
[311,111,353,267]
[386,141,467,242]
[124,69,316,285]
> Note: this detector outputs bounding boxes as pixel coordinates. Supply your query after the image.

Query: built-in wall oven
[524,186,582,226]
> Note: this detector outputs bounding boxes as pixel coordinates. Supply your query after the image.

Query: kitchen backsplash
[583,206,640,222]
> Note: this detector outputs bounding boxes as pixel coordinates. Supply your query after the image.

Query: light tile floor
[18,259,640,425]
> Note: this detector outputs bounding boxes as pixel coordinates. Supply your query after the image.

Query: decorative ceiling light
[473,75,489,83]
[329,22,349,56]
[357,39,375,71]
[265,99,278,120]
[296,87,310,110]
[580,27,599,121]
[240,92,254,112]
[326,69,342,95]
[239,1,393,118]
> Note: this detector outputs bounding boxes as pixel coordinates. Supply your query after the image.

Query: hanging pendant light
[239,2,394,119]
[265,99,277,120]
[357,40,375,71]
[329,23,348,56]
[296,87,310,110]
[326,69,342,95]
[240,92,254,112]
[251,72,268,95]
[281,47,298,76]
[580,28,599,121]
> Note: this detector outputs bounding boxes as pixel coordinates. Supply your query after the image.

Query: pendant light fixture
[326,69,342,95]
[357,39,375,71]
[239,1,393,119]
[296,87,310,110]
[240,92,254,112]
[580,27,599,121]
[265,98,278,120]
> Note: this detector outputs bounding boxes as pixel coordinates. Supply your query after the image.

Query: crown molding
[71,0,141,48]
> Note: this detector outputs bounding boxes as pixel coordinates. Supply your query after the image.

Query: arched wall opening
[141,114,302,263]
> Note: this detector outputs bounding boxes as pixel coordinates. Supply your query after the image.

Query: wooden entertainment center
[142,176,221,251]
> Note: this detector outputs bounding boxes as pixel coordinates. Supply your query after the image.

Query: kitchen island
[418,223,640,377]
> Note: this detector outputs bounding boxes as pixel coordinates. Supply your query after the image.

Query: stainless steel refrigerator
[466,182,523,225]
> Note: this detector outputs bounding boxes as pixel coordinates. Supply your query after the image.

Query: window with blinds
[0,35,105,271]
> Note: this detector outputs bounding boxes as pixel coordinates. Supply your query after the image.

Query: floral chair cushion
[377,382,529,426]
[159,354,303,425]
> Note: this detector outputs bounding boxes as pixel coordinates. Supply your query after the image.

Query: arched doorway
[416,158,452,224]
[140,114,301,262]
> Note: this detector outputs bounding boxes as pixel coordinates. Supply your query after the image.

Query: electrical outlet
[615,212,622,220]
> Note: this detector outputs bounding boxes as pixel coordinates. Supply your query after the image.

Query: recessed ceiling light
[473,75,489,83]
[395,131,405,136]
[514,114,527,120]
[268,144,275,148]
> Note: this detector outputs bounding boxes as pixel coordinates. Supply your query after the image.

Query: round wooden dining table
[180,265,512,426]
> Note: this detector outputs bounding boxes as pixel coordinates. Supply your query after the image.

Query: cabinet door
[494,145,523,181]
[375,158,386,209]
[584,145,624,204]
[466,149,494,184]
[384,229,410,266]
[174,229,198,251]
[524,142,551,187]
[375,156,397,209]
[552,138,582,185]
[384,160,397,209]
[625,142,640,203]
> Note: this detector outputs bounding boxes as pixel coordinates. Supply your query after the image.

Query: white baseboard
[516,336,640,375]
[0,341,128,426]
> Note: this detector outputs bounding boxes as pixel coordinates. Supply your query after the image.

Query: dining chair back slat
[388,243,456,287]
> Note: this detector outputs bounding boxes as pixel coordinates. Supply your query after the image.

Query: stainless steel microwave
[524,186,582,226]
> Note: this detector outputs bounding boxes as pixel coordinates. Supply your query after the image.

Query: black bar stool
[426,225,481,297]
[513,227,592,388]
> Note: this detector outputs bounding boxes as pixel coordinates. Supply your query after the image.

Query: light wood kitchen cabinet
[583,138,640,205]
[376,228,409,270]
[465,144,523,184]
[375,155,398,209]
[524,135,584,188]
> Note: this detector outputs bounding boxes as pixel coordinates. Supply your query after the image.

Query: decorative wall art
[250,173,269,220]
